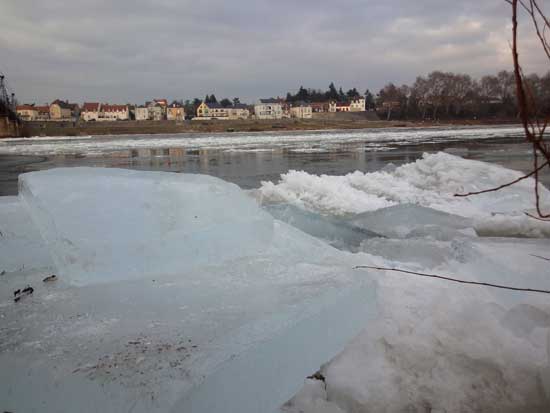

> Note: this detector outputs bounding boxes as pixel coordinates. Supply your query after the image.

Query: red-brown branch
[454,160,549,197]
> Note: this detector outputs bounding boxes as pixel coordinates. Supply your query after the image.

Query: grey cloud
[0,0,546,104]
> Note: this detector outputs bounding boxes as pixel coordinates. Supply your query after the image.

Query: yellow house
[167,104,185,121]
[195,102,229,120]
[49,99,73,120]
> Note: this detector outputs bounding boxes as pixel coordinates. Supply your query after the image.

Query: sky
[0,0,547,104]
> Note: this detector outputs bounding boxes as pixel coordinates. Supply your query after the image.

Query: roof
[259,98,282,104]
[154,99,168,106]
[51,99,72,109]
[35,106,50,113]
[231,103,249,109]
[82,102,101,112]
[335,101,351,107]
[16,105,37,111]
[203,102,226,109]
[102,104,128,112]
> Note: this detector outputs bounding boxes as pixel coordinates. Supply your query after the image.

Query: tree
[233,97,241,106]
[326,82,339,100]
[364,90,375,110]
[220,98,232,107]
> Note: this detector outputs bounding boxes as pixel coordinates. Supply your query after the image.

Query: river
[0,125,547,195]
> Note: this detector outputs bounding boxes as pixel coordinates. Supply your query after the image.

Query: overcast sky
[0,0,547,104]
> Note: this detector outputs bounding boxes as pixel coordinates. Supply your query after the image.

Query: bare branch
[454,160,549,197]
[354,265,550,294]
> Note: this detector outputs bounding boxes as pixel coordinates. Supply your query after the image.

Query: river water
[0,125,548,196]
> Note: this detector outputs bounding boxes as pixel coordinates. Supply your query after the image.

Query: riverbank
[13,114,520,138]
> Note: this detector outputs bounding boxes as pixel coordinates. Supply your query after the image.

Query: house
[254,98,283,119]
[49,99,73,120]
[329,101,350,112]
[290,102,312,119]
[349,97,366,112]
[226,103,250,120]
[35,106,51,121]
[310,102,329,113]
[195,102,229,120]
[167,103,185,121]
[16,105,38,121]
[146,101,165,120]
[135,106,149,121]
[100,104,130,121]
[329,97,366,113]
[81,103,101,121]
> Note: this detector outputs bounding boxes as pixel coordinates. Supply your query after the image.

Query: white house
[100,104,130,121]
[349,97,366,112]
[135,106,149,121]
[254,98,283,119]
[81,102,101,121]
[226,104,250,120]
[290,103,312,119]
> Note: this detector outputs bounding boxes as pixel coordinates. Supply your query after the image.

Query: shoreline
[11,116,521,138]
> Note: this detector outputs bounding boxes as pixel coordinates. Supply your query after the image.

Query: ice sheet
[1,168,377,413]
[0,126,526,156]
[0,196,54,272]
[19,168,274,285]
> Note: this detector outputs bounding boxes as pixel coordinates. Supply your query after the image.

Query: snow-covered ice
[0,125,526,156]
[2,152,550,413]
[260,152,550,238]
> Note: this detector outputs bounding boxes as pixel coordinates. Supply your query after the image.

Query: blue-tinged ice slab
[19,168,274,285]
[0,196,54,272]
[1,168,378,413]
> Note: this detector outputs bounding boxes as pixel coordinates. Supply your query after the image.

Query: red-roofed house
[329,101,351,112]
[81,103,101,121]
[100,104,129,121]
[16,105,38,121]
[35,106,51,121]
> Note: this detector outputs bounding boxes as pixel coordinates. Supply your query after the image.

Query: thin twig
[354,265,550,294]
[454,160,549,197]
[525,211,550,221]
[530,254,550,262]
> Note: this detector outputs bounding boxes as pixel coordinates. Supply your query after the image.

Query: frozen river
[2,124,550,412]
[0,124,548,195]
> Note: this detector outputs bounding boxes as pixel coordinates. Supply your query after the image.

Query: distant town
[15,95,368,123]
[10,69,550,127]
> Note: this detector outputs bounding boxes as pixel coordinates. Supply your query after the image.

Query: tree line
[376,70,550,120]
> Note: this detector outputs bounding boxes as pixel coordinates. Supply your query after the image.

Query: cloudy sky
[0,0,547,104]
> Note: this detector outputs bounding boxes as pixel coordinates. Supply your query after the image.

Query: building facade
[100,104,130,121]
[254,98,283,119]
[81,103,101,121]
[167,104,185,121]
[349,97,366,112]
[49,99,73,120]
[16,105,39,121]
[290,103,312,119]
[35,106,51,121]
[226,104,250,120]
[135,106,149,121]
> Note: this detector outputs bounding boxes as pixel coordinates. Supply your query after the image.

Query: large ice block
[1,168,378,413]
[0,196,54,272]
[19,168,274,285]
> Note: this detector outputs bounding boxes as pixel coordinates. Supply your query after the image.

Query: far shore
[11,115,521,138]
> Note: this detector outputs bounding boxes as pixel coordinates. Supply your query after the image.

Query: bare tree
[456,0,550,220]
